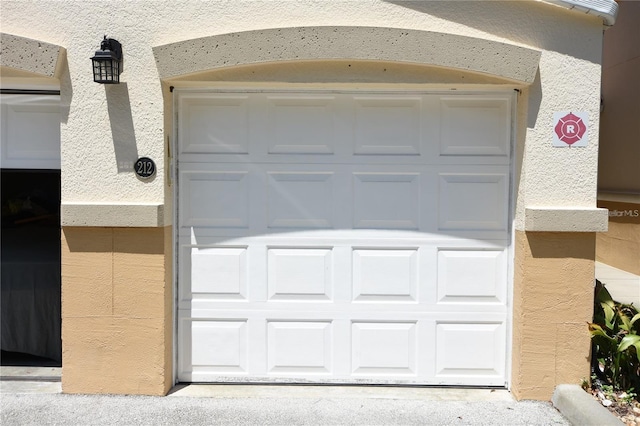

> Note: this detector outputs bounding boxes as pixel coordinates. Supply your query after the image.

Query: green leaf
[634,341,640,363]
[589,324,618,345]
[620,309,632,331]
[618,334,640,352]
[630,312,640,326]
[601,302,616,329]
[596,283,614,303]
[589,323,606,335]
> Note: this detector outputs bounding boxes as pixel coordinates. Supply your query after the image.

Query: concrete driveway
[1,376,570,425]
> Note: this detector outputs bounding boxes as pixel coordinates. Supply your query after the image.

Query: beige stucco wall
[0,0,613,399]
[61,227,172,395]
[511,231,595,400]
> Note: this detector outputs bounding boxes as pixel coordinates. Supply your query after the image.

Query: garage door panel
[180,316,506,383]
[439,97,511,157]
[352,248,418,302]
[178,318,249,379]
[178,92,511,166]
[180,95,251,154]
[437,248,507,304]
[434,321,506,381]
[178,164,508,235]
[267,95,337,155]
[180,171,250,228]
[438,172,509,231]
[180,244,265,305]
[267,321,333,374]
[352,173,421,230]
[181,241,508,309]
[351,322,417,375]
[267,247,334,301]
[354,97,422,155]
[267,172,335,229]
[190,246,249,299]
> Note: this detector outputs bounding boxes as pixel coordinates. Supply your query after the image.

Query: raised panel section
[440,98,510,156]
[182,172,249,227]
[353,173,420,229]
[181,96,249,154]
[437,249,506,303]
[267,321,332,373]
[354,98,421,155]
[353,249,417,302]
[268,248,333,301]
[192,247,248,300]
[268,172,334,228]
[438,173,507,231]
[267,96,335,154]
[190,320,248,373]
[352,322,417,375]
[435,322,505,377]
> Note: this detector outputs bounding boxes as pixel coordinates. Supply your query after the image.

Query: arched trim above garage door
[153,27,541,84]
[0,33,65,79]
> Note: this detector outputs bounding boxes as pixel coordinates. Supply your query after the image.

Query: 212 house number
[135,157,156,179]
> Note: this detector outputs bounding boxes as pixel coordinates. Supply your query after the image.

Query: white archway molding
[0,33,65,79]
[153,26,541,84]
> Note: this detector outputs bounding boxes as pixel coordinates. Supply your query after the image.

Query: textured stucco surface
[511,231,595,401]
[0,0,605,226]
[0,32,63,77]
[61,227,172,395]
[154,27,541,84]
[1,0,609,397]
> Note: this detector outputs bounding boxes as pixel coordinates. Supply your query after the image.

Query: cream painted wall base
[511,231,595,401]
[61,227,172,395]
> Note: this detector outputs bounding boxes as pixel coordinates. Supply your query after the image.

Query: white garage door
[176,90,512,386]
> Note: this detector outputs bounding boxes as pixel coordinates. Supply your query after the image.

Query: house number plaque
[135,157,156,179]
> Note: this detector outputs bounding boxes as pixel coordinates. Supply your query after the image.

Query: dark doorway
[1,169,61,366]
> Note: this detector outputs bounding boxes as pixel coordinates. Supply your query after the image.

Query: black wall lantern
[91,36,123,84]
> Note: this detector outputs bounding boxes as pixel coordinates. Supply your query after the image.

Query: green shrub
[589,280,640,396]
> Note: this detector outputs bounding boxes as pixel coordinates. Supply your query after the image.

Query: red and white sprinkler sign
[553,111,589,147]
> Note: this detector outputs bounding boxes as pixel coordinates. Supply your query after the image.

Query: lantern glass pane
[92,58,120,83]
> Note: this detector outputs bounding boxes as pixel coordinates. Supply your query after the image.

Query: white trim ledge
[525,207,609,232]
[62,203,165,227]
